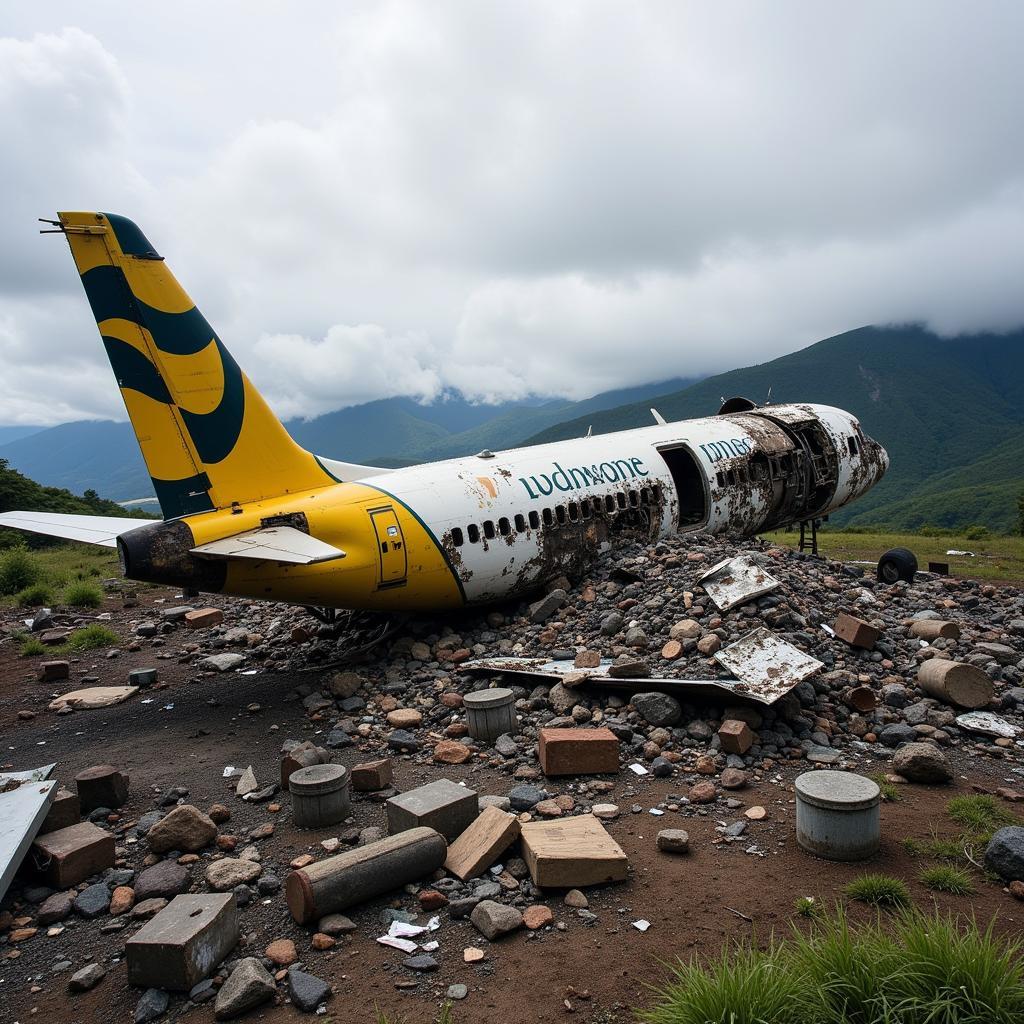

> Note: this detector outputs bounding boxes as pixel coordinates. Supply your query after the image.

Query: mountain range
[1,324,1020,532]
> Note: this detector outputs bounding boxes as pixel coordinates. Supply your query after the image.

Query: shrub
[844,874,912,909]
[963,525,990,541]
[62,581,104,608]
[19,637,45,657]
[65,624,119,651]
[919,865,975,895]
[17,583,54,607]
[0,547,43,595]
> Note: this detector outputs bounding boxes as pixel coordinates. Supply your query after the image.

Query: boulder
[147,805,217,854]
[134,860,189,901]
[891,742,952,784]
[984,827,1024,882]
[632,692,682,727]
[470,900,523,940]
[214,958,275,1019]
[206,858,262,891]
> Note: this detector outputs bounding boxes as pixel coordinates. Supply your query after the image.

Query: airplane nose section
[861,435,889,488]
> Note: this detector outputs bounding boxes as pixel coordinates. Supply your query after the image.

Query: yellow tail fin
[58,211,332,519]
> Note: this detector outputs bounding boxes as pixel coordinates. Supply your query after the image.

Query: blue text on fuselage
[698,438,752,463]
[519,458,650,500]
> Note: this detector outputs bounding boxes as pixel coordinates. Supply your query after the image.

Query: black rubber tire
[877,547,918,584]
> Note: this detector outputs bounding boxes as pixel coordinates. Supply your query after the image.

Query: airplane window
[716,472,725,487]
[450,527,464,547]
[529,510,540,529]
[848,436,858,456]
[467,524,480,543]
[514,513,526,531]
[616,492,627,510]
[727,469,737,486]
[555,505,567,525]
[604,495,616,514]
[483,520,496,540]
[581,501,591,520]
[498,517,510,536]
[542,508,554,527]
[567,502,579,522]
[628,489,639,508]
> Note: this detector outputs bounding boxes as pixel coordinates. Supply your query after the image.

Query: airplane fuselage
[117,401,888,611]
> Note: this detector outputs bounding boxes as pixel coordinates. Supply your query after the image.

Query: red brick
[833,612,881,650]
[40,787,80,834]
[350,759,393,792]
[75,764,129,812]
[31,821,114,888]
[184,607,224,629]
[717,719,754,755]
[538,727,619,777]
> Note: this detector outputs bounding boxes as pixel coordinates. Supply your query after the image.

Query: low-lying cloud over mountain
[1,3,1022,425]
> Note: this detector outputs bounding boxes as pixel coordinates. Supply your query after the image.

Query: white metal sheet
[0,511,151,547]
[714,627,822,701]
[698,556,782,611]
[0,766,58,903]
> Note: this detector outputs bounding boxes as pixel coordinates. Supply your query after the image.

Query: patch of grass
[19,637,46,657]
[902,837,924,857]
[64,624,119,651]
[924,832,970,864]
[0,547,43,595]
[948,795,1018,842]
[642,910,1024,1024]
[919,865,975,896]
[844,873,912,909]
[17,582,54,607]
[870,773,903,802]
[794,895,821,918]
[62,580,104,608]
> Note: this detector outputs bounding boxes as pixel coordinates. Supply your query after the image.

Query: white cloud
[0,4,1022,426]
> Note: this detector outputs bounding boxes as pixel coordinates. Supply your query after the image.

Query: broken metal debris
[713,628,824,703]
[955,711,1020,739]
[698,556,781,612]
[0,763,57,903]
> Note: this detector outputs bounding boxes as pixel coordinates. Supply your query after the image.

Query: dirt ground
[1,592,1022,1024]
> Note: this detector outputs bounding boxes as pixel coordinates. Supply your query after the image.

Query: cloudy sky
[2,2,1022,425]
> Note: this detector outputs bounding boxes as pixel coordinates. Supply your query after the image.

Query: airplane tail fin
[56,212,333,519]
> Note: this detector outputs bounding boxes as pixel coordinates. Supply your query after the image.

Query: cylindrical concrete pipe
[910,620,961,641]
[917,659,992,708]
[286,827,448,924]
[795,770,880,862]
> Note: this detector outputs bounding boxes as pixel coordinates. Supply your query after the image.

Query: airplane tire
[877,547,918,584]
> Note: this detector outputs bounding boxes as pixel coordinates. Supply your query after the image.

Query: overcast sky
[2,2,1022,426]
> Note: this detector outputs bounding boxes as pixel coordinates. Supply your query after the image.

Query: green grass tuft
[19,637,46,657]
[844,874,912,909]
[947,795,1018,843]
[64,624,119,651]
[641,909,1024,1024]
[17,582,54,607]
[62,580,104,608]
[919,865,976,895]
[794,895,821,919]
[0,547,43,595]
[902,837,923,857]
[870,773,903,802]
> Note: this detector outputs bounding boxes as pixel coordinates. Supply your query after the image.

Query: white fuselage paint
[346,403,888,604]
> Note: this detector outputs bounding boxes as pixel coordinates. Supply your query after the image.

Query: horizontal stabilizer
[190,525,345,565]
[0,511,152,547]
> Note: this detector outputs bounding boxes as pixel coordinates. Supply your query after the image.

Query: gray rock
[134,860,189,901]
[74,882,112,918]
[657,829,690,853]
[206,858,262,891]
[632,691,682,727]
[984,826,1024,882]
[891,742,952,783]
[287,969,331,1011]
[318,913,356,935]
[529,589,566,624]
[135,988,170,1023]
[402,954,439,972]
[447,983,469,1000]
[470,899,523,940]
[548,682,577,714]
[147,805,217,854]
[494,734,519,758]
[214,957,276,1019]
[878,723,917,748]
[509,784,546,810]
[199,652,246,672]
[189,979,217,1003]
[37,890,74,924]
[600,612,624,636]
[388,729,421,751]
[69,962,105,992]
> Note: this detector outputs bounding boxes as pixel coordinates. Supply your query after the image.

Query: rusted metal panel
[713,627,822,701]
[697,556,781,611]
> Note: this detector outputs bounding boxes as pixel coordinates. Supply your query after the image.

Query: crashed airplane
[0,212,888,611]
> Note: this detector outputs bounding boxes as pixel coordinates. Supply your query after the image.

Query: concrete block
[717,719,754,755]
[520,814,629,888]
[538,727,619,776]
[386,779,477,841]
[126,894,238,991]
[40,787,80,834]
[350,759,393,792]
[184,607,224,629]
[444,805,520,880]
[129,668,159,687]
[75,764,129,812]
[31,821,114,888]
[833,612,881,650]
[37,660,70,682]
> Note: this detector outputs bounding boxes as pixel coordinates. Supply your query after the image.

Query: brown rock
[1009,880,1024,901]
[265,938,297,966]
[146,805,217,854]
[523,905,554,929]
[109,886,135,916]
[694,755,717,776]
[387,708,423,729]
[207,803,231,824]
[574,650,601,669]
[660,640,683,661]
[311,933,336,950]
[10,928,37,942]
[720,768,748,790]
[689,781,717,804]
[433,740,472,764]
[418,889,448,911]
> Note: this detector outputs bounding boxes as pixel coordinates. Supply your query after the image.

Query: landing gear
[798,518,822,556]
[877,547,918,584]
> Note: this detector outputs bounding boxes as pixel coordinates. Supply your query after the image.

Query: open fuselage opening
[658,444,708,530]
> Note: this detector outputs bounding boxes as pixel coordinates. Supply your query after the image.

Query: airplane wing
[0,511,153,547]
[190,525,345,565]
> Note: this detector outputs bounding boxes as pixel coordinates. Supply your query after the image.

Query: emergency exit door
[369,506,408,589]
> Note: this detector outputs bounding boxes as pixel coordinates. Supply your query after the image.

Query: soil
[1,591,1021,1024]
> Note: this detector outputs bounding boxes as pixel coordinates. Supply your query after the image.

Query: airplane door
[369,506,408,589]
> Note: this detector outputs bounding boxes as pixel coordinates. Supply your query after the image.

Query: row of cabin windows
[716,451,804,490]
[449,484,663,548]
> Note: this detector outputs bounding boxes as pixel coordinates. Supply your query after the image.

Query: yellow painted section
[62,220,114,275]
[119,259,195,314]
[120,389,200,481]
[183,482,464,611]
[159,339,224,415]
[98,317,154,360]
